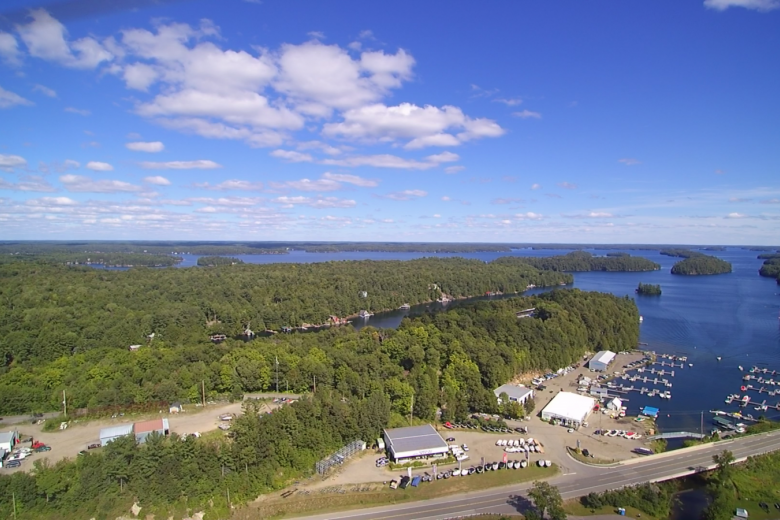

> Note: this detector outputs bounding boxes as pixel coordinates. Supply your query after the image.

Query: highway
[295,430,780,520]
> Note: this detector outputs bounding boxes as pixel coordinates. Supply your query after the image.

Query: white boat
[739,365,744,371]
[399,303,410,310]
[639,316,644,323]
[358,310,373,318]
[688,363,693,367]
[717,356,722,361]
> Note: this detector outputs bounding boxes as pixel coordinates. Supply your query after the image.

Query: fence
[315,439,365,474]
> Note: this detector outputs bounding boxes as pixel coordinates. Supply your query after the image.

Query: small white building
[589,350,616,372]
[541,391,596,427]
[607,397,623,410]
[0,430,19,453]
[493,384,534,406]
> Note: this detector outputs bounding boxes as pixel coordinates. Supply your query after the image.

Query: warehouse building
[589,350,616,372]
[493,384,534,406]
[382,425,449,462]
[134,418,170,443]
[541,391,596,427]
[0,430,19,454]
[99,424,134,446]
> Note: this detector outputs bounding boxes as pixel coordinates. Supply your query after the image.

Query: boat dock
[653,361,685,368]
[618,374,673,388]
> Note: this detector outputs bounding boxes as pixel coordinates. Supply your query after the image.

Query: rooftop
[0,431,17,443]
[591,350,616,365]
[134,418,169,433]
[99,424,134,439]
[542,391,595,422]
[493,384,533,401]
[383,424,448,455]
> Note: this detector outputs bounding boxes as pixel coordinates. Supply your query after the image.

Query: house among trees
[210,334,227,343]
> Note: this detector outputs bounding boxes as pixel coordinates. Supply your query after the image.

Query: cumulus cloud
[557,182,578,189]
[531,183,541,190]
[26,196,77,206]
[321,172,378,187]
[273,195,356,208]
[512,109,541,119]
[618,158,640,166]
[270,150,314,162]
[270,178,341,192]
[704,0,779,10]
[65,107,90,116]
[0,154,28,171]
[425,151,460,163]
[0,86,33,108]
[33,84,57,97]
[494,98,523,106]
[382,189,427,201]
[444,165,465,174]
[0,175,56,191]
[321,154,444,170]
[193,179,264,191]
[85,161,113,172]
[16,9,113,69]
[60,174,142,193]
[126,141,164,152]
[143,175,171,185]
[323,102,504,149]
[725,212,747,218]
[515,212,543,220]
[0,32,22,65]
[140,160,221,169]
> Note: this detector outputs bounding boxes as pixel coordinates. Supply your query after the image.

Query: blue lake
[157,248,780,431]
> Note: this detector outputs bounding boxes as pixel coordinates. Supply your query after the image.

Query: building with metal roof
[382,425,449,462]
[589,350,616,372]
[134,418,170,443]
[541,391,596,427]
[0,430,19,453]
[493,384,534,406]
[99,424,134,446]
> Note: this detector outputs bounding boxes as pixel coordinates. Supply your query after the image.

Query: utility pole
[201,380,206,407]
[276,356,279,393]
[700,411,704,437]
[410,394,414,425]
[62,390,67,417]
[313,375,316,393]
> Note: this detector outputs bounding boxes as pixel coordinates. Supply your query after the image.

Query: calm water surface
[172,248,780,430]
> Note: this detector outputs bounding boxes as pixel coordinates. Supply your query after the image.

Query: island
[196,255,244,266]
[636,282,662,295]
[671,254,732,275]
[758,254,780,279]
[509,251,661,272]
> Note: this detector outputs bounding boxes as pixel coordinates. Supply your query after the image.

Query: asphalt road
[295,430,780,520]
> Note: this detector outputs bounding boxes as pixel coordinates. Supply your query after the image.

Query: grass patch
[244,465,558,519]
[564,499,659,520]
[566,446,618,465]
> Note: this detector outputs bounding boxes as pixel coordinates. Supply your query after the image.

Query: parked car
[4,460,21,468]
[34,446,52,452]
[461,444,469,452]
[446,437,456,442]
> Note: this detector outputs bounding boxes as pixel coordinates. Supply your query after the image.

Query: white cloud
[531,183,541,190]
[26,196,78,206]
[123,62,158,91]
[273,195,356,208]
[60,174,142,193]
[441,196,451,201]
[0,175,55,191]
[618,158,640,166]
[297,140,343,155]
[307,31,325,40]
[0,32,22,65]
[704,0,779,10]
[425,151,460,163]
[65,107,90,116]
[86,161,113,171]
[321,172,378,187]
[143,175,171,185]
[62,159,80,169]
[0,154,28,170]
[513,109,541,119]
[0,86,33,108]
[271,178,341,192]
[444,165,465,174]
[194,179,264,191]
[140,160,222,170]
[33,84,57,97]
[562,211,614,219]
[515,212,543,220]
[759,198,780,204]
[557,182,578,190]
[383,189,427,201]
[126,141,164,153]
[321,154,451,170]
[493,98,523,106]
[725,212,747,218]
[16,9,113,69]
[323,102,504,149]
[270,150,314,162]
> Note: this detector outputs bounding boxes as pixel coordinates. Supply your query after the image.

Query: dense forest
[758,254,780,280]
[509,251,660,272]
[636,283,662,296]
[660,248,701,258]
[0,290,639,519]
[0,252,181,267]
[197,256,244,267]
[0,257,572,366]
[0,289,638,415]
[670,254,732,275]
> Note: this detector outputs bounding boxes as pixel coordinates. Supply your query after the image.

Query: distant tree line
[636,283,662,295]
[660,248,702,258]
[671,254,732,275]
[197,256,244,266]
[300,243,512,253]
[507,251,660,272]
[0,252,181,267]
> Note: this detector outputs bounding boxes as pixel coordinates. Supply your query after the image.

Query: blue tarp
[411,476,421,487]
[642,406,659,417]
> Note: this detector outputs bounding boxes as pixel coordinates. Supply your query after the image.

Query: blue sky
[0,0,778,244]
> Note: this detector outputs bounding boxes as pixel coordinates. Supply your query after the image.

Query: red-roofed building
[133,418,170,443]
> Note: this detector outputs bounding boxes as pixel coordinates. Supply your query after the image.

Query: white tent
[541,392,595,426]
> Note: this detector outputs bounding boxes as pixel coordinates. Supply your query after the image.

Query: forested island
[671,254,733,275]
[196,256,244,266]
[660,248,700,258]
[511,251,660,272]
[636,282,662,295]
[0,252,181,267]
[0,290,639,519]
[758,254,780,280]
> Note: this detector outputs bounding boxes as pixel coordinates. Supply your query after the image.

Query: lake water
[165,248,780,431]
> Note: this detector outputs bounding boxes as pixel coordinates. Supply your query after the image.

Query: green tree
[528,480,567,520]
